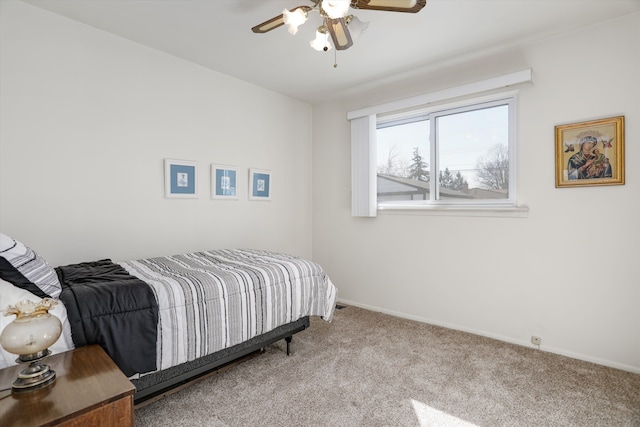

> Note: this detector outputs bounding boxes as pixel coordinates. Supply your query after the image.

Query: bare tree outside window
[378,145,409,177]
[475,144,509,190]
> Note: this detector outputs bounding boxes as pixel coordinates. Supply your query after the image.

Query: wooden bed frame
[132,316,310,406]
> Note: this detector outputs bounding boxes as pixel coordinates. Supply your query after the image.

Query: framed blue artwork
[164,159,198,198]
[249,168,271,201]
[211,164,238,199]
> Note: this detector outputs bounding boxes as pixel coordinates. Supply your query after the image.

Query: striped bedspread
[119,249,337,372]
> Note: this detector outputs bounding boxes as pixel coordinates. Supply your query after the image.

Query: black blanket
[56,259,158,377]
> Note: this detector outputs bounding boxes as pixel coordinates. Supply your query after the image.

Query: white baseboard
[336,298,640,374]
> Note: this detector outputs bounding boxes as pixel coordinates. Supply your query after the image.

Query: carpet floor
[135,305,640,426]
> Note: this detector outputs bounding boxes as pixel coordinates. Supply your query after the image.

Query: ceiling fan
[252,0,427,52]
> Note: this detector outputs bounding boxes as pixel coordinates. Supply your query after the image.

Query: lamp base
[11,350,57,392]
[12,363,56,392]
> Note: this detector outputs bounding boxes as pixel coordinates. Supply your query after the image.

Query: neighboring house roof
[377,174,474,199]
[465,187,508,198]
[377,174,509,200]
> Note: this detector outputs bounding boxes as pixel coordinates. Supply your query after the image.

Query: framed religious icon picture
[555,116,624,188]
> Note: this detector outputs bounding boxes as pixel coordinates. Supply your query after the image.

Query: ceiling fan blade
[353,0,427,13]
[327,18,353,51]
[251,6,312,33]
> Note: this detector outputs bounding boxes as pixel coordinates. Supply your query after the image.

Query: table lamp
[1,299,62,392]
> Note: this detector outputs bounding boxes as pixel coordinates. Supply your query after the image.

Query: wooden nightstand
[0,344,135,426]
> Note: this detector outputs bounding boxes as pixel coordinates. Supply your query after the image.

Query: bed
[0,234,337,404]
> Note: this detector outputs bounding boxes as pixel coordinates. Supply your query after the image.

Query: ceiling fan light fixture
[282,7,308,35]
[310,26,332,52]
[321,0,351,19]
[253,0,427,60]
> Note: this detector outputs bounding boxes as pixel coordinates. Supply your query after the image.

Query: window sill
[376,204,529,218]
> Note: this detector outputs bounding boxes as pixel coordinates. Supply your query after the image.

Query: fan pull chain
[334,49,338,68]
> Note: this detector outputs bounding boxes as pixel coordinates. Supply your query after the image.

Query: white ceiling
[22,0,640,104]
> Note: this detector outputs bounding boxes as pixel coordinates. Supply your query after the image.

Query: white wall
[312,12,640,372]
[0,1,313,266]
[2,1,638,373]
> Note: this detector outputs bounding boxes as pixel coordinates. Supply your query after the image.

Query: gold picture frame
[555,116,625,188]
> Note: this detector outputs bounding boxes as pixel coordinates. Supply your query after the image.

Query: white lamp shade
[1,311,62,355]
[322,0,351,19]
[282,8,308,35]
[348,16,369,40]
[310,30,332,51]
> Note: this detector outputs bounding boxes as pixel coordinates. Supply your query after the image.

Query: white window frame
[377,95,517,209]
[348,69,532,218]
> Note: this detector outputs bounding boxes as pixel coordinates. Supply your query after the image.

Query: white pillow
[0,233,62,299]
[0,278,74,369]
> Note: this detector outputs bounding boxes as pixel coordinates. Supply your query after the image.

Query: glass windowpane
[376,119,430,202]
[436,104,509,200]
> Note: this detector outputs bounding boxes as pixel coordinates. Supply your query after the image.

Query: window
[348,69,531,217]
[376,97,515,208]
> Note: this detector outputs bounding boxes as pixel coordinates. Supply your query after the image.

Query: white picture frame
[164,158,198,198]
[249,168,271,201]
[211,164,238,199]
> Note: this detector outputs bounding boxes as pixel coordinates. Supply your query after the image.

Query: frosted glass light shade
[1,300,62,356]
[322,0,350,19]
[348,16,369,40]
[282,8,308,35]
[310,29,332,51]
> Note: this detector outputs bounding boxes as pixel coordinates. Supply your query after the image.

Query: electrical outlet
[531,336,542,346]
